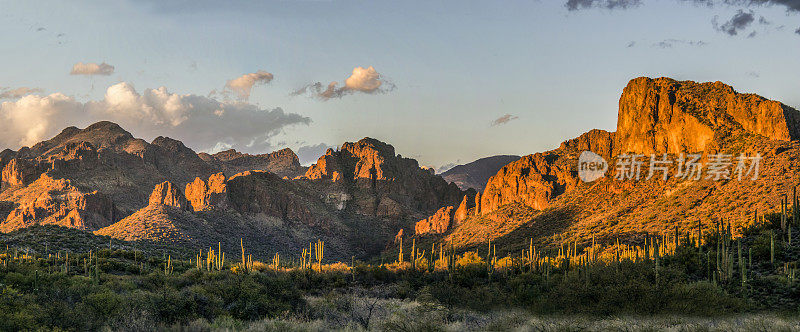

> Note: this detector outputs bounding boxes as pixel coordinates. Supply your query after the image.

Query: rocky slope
[440,155,520,191]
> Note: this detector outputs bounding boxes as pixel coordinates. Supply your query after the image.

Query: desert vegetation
[3,199,800,331]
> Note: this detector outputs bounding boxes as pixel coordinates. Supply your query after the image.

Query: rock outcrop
[149,181,190,210]
[415,206,454,235]
[1,159,39,191]
[481,152,578,214]
[614,77,800,155]
[454,195,471,223]
[560,129,615,159]
[185,173,229,211]
[474,192,481,215]
[0,175,116,232]
[302,138,465,218]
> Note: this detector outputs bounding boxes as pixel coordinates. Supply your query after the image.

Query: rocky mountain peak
[614,77,800,154]
[28,121,134,157]
[206,147,303,178]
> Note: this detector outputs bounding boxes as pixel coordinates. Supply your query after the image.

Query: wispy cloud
[70,62,115,76]
[713,10,755,36]
[225,70,274,101]
[565,0,800,37]
[565,0,642,11]
[653,39,707,48]
[0,87,42,99]
[491,114,519,126]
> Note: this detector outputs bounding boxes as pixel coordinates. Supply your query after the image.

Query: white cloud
[0,87,43,99]
[292,66,394,100]
[0,93,84,147]
[225,70,274,100]
[0,82,311,152]
[70,62,115,76]
[344,66,382,92]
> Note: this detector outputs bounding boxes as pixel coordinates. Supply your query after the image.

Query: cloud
[568,0,800,12]
[296,143,335,166]
[565,1,800,36]
[225,70,274,100]
[0,82,310,152]
[0,87,42,99]
[70,62,115,76]
[565,0,642,11]
[653,39,708,48]
[491,114,519,126]
[713,10,755,36]
[292,66,395,100]
[796,26,800,35]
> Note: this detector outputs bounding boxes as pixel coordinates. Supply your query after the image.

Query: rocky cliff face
[149,181,190,210]
[201,148,305,179]
[185,173,229,211]
[560,129,615,159]
[415,206,453,234]
[0,174,116,232]
[415,193,475,235]
[302,137,465,218]
[475,77,800,217]
[614,77,800,154]
[480,152,578,214]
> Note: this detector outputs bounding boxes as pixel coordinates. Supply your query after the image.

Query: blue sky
[1,0,799,169]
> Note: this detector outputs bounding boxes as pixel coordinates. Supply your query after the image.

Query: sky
[1,0,799,170]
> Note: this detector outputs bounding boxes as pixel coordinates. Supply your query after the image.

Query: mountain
[440,155,520,191]
[416,77,800,253]
[0,121,216,217]
[198,148,305,179]
[0,123,469,259]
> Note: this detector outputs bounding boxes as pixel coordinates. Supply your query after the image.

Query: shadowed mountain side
[440,155,520,191]
[199,148,306,179]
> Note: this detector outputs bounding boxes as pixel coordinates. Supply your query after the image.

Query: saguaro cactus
[314,239,324,271]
